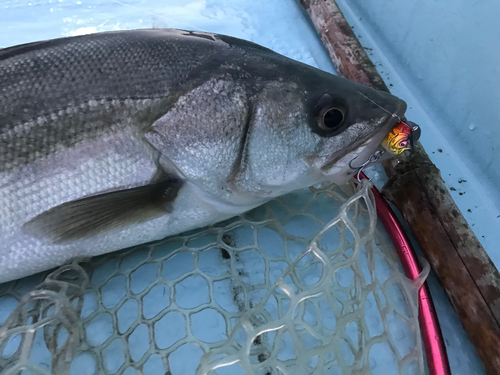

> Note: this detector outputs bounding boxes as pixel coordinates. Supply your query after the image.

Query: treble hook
[349,150,385,182]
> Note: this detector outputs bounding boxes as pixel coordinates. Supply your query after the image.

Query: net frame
[0,180,429,375]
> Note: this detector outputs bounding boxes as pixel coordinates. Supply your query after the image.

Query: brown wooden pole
[300,0,500,373]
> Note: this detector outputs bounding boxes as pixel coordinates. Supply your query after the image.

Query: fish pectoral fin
[22,176,183,244]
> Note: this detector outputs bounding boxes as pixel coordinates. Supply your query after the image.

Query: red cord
[358,171,451,375]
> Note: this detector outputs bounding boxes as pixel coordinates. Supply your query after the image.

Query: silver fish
[0,29,406,283]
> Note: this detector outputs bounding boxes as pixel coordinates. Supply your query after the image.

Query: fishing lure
[381,121,419,161]
[356,90,421,161]
[350,120,421,181]
[350,91,421,181]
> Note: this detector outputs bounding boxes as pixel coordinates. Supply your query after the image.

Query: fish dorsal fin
[22,176,183,244]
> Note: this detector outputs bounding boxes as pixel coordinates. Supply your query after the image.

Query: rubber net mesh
[0,180,427,375]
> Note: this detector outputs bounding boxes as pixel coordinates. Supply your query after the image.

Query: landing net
[0,180,427,374]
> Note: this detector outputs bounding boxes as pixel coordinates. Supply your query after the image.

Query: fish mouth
[320,102,406,184]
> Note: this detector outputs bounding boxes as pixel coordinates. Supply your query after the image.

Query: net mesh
[0,180,428,375]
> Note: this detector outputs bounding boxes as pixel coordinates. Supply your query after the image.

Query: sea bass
[0,29,406,283]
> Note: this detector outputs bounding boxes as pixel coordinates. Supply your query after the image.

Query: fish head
[242,65,407,193]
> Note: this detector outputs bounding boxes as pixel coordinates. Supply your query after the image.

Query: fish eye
[313,94,349,136]
[318,106,346,132]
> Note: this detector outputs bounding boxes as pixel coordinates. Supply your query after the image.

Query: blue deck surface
[0,0,490,374]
